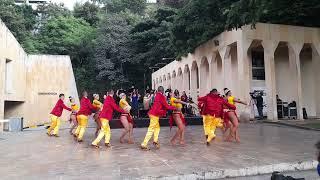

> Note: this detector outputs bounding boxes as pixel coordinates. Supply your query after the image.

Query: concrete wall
[23,55,79,127]
[0,19,78,129]
[152,23,320,120]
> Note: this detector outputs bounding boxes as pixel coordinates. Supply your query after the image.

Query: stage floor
[0,123,319,179]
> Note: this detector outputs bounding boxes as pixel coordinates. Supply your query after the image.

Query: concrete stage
[0,123,319,180]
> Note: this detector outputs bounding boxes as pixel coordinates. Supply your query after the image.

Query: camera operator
[251,91,264,120]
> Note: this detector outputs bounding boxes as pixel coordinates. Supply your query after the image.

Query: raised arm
[173,99,188,105]
[234,98,247,105]
[198,96,207,102]
[223,100,236,110]
[111,100,126,114]
[161,96,176,111]
[61,102,72,111]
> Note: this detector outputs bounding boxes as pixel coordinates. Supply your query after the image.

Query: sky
[50,0,85,10]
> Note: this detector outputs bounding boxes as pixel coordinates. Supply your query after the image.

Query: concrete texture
[0,19,78,129]
[0,123,319,180]
[152,23,320,121]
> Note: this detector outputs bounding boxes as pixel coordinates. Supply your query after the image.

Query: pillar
[237,39,252,115]
[288,42,304,120]
[0,59,5,131]
[261,40,279,121]
[312,44,320,116]
[218,46,229,91]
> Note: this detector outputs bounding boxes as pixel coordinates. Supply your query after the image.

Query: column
[261,40,279,121]
[218,46,229,91]
[312,44,320,116]
[0,59,5,131]
[288,42,304,120]
[237,39,252,116]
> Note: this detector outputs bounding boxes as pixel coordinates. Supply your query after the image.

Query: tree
[129,7,177,89]
[0,0,37,52]
[95,14,133,88]
[73,1,101,26]
[101,0,146,15]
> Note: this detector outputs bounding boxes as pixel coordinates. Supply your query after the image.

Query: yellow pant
[203,115,209,136]
[92,118,111,145]
[141,115,160,147]
[47,115,60,135]
[74,115,88,140]
[204,115,223,142]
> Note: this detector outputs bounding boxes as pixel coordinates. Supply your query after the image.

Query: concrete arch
[274,42,298,110]
[167,73,171,89]
[191,61,199,100]
[177,67,183,92]
[172,70,177,90]
[211,52,223,92]
[200,57,209,96]
[159,77,163,87]
[299,43,320,117]
[183,65,190,95]
[163,75,167,90]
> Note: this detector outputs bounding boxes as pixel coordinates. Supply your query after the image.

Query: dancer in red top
[141,86,176,150]
[47,94,72,137]
[74,91,97,142]
[198,89,236,145]
[91,89,126,148]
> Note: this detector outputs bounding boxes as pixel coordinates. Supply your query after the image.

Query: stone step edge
[263,121,320,131]
[141,160,318,180]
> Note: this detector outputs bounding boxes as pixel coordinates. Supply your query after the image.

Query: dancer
[198,99,207,139]
[141,86,176,150]
[91,89,126,148]
[119,93,134,144]
[169,89,189,146]
[198,89,236,145]
[69,96,79,135]
[47,94,72,137]
[92,94,103,137]
[74,91,96,142]
[223,88,247,143]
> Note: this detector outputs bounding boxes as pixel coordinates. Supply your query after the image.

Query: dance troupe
[46,86,247,150]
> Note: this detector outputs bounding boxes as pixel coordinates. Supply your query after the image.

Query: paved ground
[0,123,319,180]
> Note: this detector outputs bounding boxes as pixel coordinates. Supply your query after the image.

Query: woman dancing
[69,96,79,135]
[92,94,103,137]
[169,89,189,145]
[223,88,247,143]
[119,93,134,144]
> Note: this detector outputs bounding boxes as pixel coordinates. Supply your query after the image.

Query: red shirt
[99,95,126,120]
[50,99,72,117]
[198,93,236,118]
[78,97,96,116]
[148,92,176,117]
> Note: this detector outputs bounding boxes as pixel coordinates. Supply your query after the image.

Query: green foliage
[0,0,37,52]
[95,14,133,88]
[172,0,320,58]
[73,1,101,26]
[101,0,146,15]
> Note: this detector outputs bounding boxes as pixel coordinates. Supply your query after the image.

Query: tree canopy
[1,0,320,93]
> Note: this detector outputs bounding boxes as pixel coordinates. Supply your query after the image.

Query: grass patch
[301,123,320,129]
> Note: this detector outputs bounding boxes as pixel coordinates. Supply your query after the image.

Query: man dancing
[198,89,236,145]
[141,86,176,150]
[47,94,72,137]
[91,89,126,148]
[74,91,97,142]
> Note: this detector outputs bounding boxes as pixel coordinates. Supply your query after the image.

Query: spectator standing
[131,89,140,118]
[316,141,320,176]
[181,91,188,114]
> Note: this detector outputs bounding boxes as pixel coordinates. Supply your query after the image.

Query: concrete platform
[0,123,319,180]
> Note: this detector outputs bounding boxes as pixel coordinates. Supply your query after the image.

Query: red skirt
[169,111,186,130]
[223,110,239,128]
[120,113,134,124]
